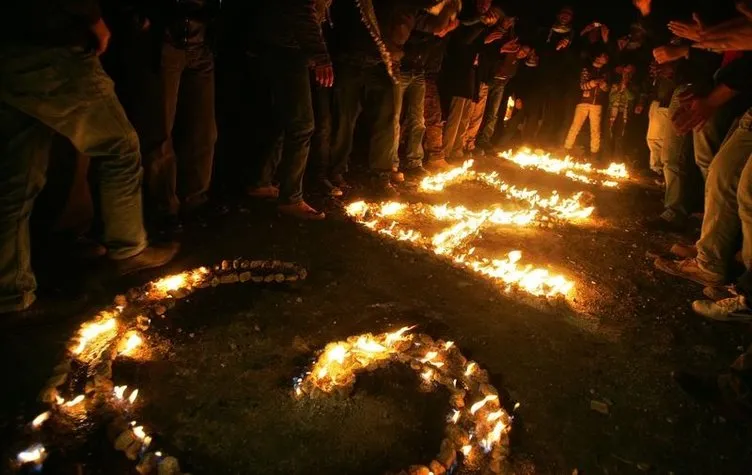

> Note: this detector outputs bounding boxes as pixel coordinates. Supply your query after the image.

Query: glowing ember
[420,160,475,192]
[63,395,85,408]
[31,411,50,428]
[487,410,503,422]
[148,267,210,299]
[72,317,118,357]
[118,331,143,356]
[498,148,629,187]
[326,344,348,364]
[470,395,499,415]
[444,341,454,350]
[461,445,472,456]
[17,444,46,465]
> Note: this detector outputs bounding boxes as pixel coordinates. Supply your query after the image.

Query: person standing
[605,64,637,160]
[121,0,221,230]
[563,51,610,158]
[0,0,178,314]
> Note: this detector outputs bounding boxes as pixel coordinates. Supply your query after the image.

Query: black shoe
[644,215,687,233]
[318,178,344,197]
[329,174,350,189]
[370,176,400,198]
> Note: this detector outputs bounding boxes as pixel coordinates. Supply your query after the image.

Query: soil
[2,154,751,475]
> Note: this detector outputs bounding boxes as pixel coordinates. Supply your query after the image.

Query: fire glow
[498,148,629,188]
[147,267,210,300]
[295,328,512,474]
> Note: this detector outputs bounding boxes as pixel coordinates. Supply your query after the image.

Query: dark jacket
[1,0,102,47]
[578,63,610,106]
[254,0,330,66]
[440,21,487,99]
[401,7,459,74]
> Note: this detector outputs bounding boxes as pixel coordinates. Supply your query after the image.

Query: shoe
[670,243,698,259]
[692,295,752,322]
[425,159,453,171]
[391,169,405,184]
[71,236,107,260]
[278,201,325,220]
[654,257,725,287]
[246,185,280,199]
[404,166,430,180]
[644,215,687,233]
[115,242,180,276]
[329,174,350,189]
[470,148,485,157]
[370,176,400,198]
[703,285,736,301]
[319,178,344,198]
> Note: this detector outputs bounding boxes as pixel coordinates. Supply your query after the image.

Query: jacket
[578,64,609,106]
[440,20,487,100]
[401,5,460,74]
[254,0,331,67]
[1,0,102,47]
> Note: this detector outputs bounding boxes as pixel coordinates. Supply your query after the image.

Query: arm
[580,67,594,90]
[715,53,752,95]
[287,0,330,67]
[56,0,102,24]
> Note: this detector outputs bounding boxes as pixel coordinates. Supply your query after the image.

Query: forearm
[290,0,330,66]
[706,83,739,107]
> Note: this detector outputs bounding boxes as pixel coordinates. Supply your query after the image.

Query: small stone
[488,459,503,473]
[233,258,243,269]
[450,391,466,409]
[251,275,264,283]
[264,274,275,283]
[114,429,138,451]
[114,294,128,306]
[220,273,239,284]
[274,273,286,283]
[408,465,430,475]
[157,456,181,475]
[286,274,299,282]
[210,276,220,287]
[437,439,456,470]
[38,387,57,404]
[107,417,129,441]
[429,460,446,475]
[221,260,231,271]
[137,452,159,474]
[250,260,263,269]
[298,268,308,280]
[240,259,251,269]
[239,272,251,282]
[124,439,143,460]
[590,400,610,415]
[154,305,167,316]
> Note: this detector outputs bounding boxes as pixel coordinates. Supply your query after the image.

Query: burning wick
[469,395,499,415]
[464,362,476,376]
[17,444,46,465]
[449,409,461,424]
[31,411,50,429]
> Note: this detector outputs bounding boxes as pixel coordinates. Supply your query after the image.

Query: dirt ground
[2,153,752,475]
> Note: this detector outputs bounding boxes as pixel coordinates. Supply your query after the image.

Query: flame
[444,341,454,350]
[470,395,499,415]
[461,445,472,456]
[148,267,210,299]
[379,202,406,217]
[326,344,348,364]
[421,369,434,381]
[449,409,461,424]
[498,148,629,187]
[384,326,415,346]
[17,444,45,465]
[118,331,143,356]
[465,362,476,376]
[63,395,85,408]
[132,425,147,440]
[487,410,503,422]
[114,385,127,400]
[419,160,475,192]
[31,411,50,428]
[72,317,118,357]
[355,336,387,353]
[128,389,139,404]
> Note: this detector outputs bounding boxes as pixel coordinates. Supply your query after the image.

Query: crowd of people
[2,0,752,419]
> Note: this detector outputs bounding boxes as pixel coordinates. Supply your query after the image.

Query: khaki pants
[696,108,752,276]
[461,83,489,152]
[646,101,669,174]
[564,103,602,153]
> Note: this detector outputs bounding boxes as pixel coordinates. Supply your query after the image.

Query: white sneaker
[691,295,752,322]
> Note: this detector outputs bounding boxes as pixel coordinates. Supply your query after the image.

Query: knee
[708,160,739,197]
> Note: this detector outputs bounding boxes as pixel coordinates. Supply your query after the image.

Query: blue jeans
[257,48,315,204]
[661,85,694,222]
[477,77,509,148]
[0,45,147,312]
[394,71,426,170]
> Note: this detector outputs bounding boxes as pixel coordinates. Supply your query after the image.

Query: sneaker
[329,174,350,189]
[370,176,400,198]
[278,201,325,220]
[319,178,344,198]
[246,185,280,199]
[670,243,698,259]
[703,285,736,301]
[425,159,453,171]
[115,242,180,276]
[644,215,687,233]
[404,166,429,180]
[653,257,725,287]
[391,168,405,184]
[692,295,752,322]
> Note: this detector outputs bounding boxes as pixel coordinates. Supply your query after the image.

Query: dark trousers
[257,48,314,204]
[311,84,334,179]
[331,62,396,175]
[497,109,525,147]
[478,77,509,148]
[127,42,217,217]
[606,114,627,159]
[423,76,445,163]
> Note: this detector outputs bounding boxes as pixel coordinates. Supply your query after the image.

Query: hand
[693,18,752,51]
[601,25,610,43]
[485,30,504,44]
[91,18,111,56]
[668,13,705,42]
[633,0,652,16]
[500,38,520,53]
[635,105,644,114]
[314,64,334,87]
[581,23,599,36]
[653,45,689,64]
[142,17,151,31]
[672,96,716,134]
[481,8,500,25]
[556,38,571,50]
[599,80,609,91]
[617,36,629,50]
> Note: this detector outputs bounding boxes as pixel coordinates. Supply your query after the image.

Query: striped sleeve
[579,67,592,91]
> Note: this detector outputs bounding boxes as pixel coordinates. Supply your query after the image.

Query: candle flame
[16,444,45,465]
[31,411,50,428]
[470,395,498,415]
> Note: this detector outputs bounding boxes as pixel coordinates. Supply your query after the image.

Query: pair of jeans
[257,48,315,204]
[606,113,627,159]
[696,108,752,276]
[0,45,147,313]
[331,62,396,175]
[647,101,669,174]
[443,97,473,159]
[461,83,489,152]
[564,103,602,153]
[477,77,509,149]
[695,98,749,180]
[128,42,217,217]
[394,71,426,170]
[661,85,694,222]
[423,76,445,163]
[311,84,334,179]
